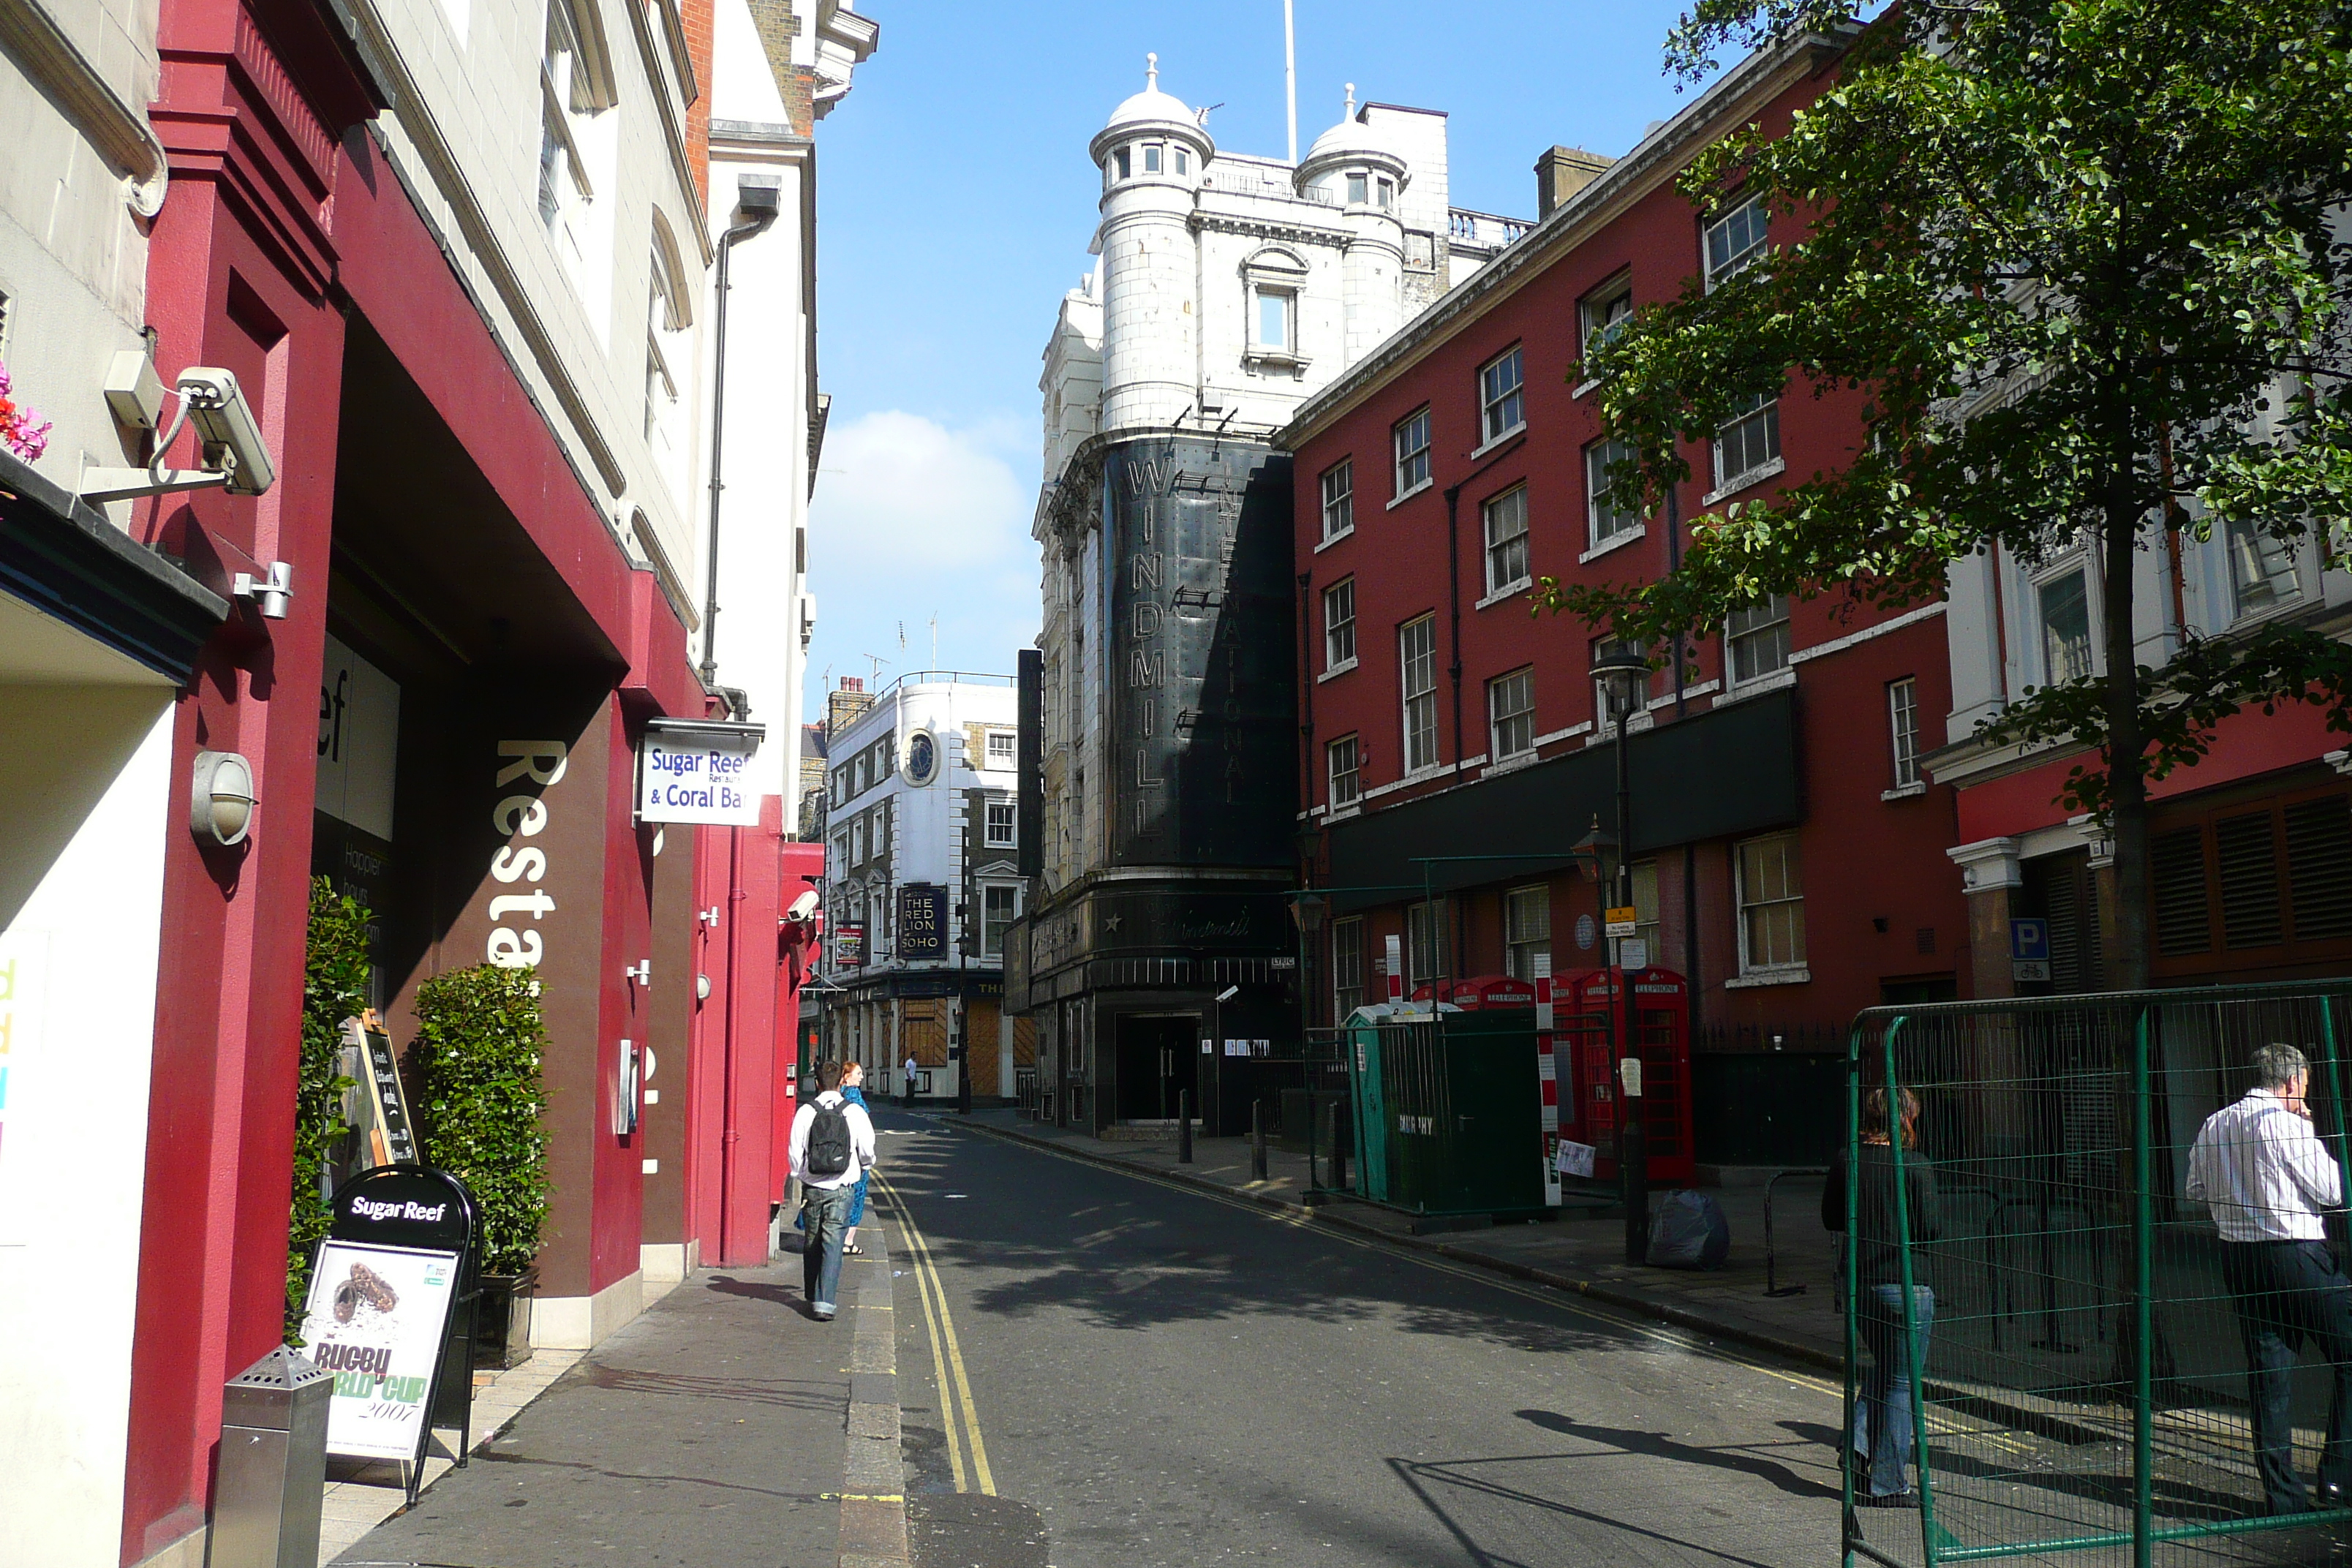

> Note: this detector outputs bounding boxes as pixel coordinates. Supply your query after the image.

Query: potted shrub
[412,964,551,1368]
[287,878,369,1341]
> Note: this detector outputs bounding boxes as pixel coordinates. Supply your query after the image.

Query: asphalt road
[871,1112,1861,1568]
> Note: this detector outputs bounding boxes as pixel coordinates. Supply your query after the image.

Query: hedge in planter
[290,876,369,1340]
[411,965,551,1276]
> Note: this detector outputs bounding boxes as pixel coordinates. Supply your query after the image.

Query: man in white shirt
[2186,1042,2352,1514]
[904,1052,921,1108]
[788,1059,877,1321]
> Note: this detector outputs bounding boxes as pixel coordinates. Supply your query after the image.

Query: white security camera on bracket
[83,350,293,617]
[83,355,275,503]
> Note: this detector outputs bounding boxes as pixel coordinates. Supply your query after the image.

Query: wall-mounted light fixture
[190,750,256,846]
[233,559,293,619]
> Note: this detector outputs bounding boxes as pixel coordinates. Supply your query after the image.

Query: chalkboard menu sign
[343,1016,418,1170]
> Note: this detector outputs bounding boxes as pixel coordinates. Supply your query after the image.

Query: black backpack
[805,1098,854,1180]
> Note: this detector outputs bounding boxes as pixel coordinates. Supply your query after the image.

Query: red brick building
[1277,32,1967,1164]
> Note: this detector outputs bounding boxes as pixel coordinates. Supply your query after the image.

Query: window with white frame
[1376,175,1395,208]
[2038,570,2094,682]
[1504,884,1550,981]
[981,884,1019,957]
[1323,578,1356,670]
[644,227,690,491]
[985,799,1017,848]
[1393,407,1432,497]
[1580,274,1633,358]
[1480,346,1525,445]
[1346,170,1368,204]
[1624,860,1663,965]
[1736,832,1806,973]
[1408,898,1450,987]
[1586,437,1641,546]
[986,730,1017,768]
[1144,143,1164,174]
[1888,677,1921,788]
[1327,734,1361,808]
[1482,486,1531,595]
[1488,667,1535,761]
[2228,519,2302,618]
[1727,595,1792,685]
[853,753,870,793]
[851,817,867,864]
[1114,146,1131,179]
[1400,614,1439,772]
[1713,392,1781,493]
[1320,459,1354,540]
[1332,917,1365,1018]
[1703,196,1770,287]
[1175,146,1189,176]
[537,0,609,265]
[1254,286,1296,352]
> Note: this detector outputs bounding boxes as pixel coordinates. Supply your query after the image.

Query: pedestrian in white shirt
[2186,1042,2352,1515]
[903,1053,920,1109]
[788,1060,877,1321]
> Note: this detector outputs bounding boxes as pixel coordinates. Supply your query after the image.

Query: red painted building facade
[1279,34,1969,1166]
[44,0,823,1561]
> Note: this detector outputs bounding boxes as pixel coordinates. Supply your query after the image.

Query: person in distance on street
[904,1051,919,1109]
[2186,1042,2352,1516]
[788,1059,875,1320]
[1824,1086,1941,1509]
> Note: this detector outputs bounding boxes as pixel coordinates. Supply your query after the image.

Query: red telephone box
[1554,968,1694,1186]
[1408,974,1540,1010]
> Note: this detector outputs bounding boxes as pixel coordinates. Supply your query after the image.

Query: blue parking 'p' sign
[2010,918,2050,961]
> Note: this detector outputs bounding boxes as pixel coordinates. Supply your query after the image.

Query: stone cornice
[0,0,167,215]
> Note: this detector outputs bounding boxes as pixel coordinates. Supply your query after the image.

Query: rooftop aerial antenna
[1284,0,1297,163]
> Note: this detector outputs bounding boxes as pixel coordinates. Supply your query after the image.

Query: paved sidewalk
[949,1110,1847,1365]
[330,1230,907,1568]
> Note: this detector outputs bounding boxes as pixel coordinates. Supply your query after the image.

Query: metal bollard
[1178,1089,1194,1164]
[211,1346,333,1568]
[1251,1099,1268,1182]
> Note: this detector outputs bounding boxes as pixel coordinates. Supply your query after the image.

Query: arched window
[644,211,693,491]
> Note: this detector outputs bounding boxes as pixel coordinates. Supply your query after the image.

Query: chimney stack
[1534,146,1615,220]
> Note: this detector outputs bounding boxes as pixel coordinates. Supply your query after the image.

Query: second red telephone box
[1553,967,1694,1186]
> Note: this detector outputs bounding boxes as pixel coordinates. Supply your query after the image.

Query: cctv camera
[786,890,820,923]
[177,368,275,497]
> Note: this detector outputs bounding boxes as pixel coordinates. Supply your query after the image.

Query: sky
[801,0,1714,720]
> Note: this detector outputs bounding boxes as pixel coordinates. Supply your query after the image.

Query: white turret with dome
[1043,57,1512,475]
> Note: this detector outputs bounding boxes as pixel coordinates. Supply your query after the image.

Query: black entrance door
[1115,1016,1198,1122]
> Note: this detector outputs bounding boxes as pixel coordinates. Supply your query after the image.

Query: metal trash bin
[211,1346,333,1568]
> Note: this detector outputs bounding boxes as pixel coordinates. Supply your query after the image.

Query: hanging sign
[897,885,946,960]
[2010,918,2051,982]
[637,721,764,826]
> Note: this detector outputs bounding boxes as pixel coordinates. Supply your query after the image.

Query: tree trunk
[2103,451,2152,993]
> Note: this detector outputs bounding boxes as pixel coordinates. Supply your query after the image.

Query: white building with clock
[815,671,1030,1101]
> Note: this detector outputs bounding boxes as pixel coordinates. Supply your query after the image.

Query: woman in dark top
[1823,1086,1942,1507]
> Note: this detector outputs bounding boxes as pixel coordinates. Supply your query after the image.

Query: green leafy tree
[290,877,368,1339]
[411,965,551,1275]
[1542,0,2352,987]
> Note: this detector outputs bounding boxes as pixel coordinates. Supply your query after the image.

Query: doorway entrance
[1114,1014,1198,1123]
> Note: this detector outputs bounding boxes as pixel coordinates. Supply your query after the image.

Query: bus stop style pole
[1593,639,1651,1265]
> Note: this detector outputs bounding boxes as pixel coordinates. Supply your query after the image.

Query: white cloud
[804,410,1041,698]
[810,410,1030,570]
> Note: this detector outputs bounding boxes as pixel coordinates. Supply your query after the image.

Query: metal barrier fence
[1844,982,2352,1568]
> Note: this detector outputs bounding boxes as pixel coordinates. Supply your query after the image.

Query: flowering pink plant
[0,358,52,462]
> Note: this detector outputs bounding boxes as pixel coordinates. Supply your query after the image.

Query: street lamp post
[1591,638,1651,1265]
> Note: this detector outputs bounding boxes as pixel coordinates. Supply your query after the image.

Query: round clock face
[906,731,938,785]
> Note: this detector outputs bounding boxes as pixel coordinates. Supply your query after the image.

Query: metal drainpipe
[701,179,783,690]
[1439,434,1527,977]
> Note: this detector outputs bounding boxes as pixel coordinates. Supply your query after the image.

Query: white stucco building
[1014,59,1524,1131]
[818,673,1028,1101]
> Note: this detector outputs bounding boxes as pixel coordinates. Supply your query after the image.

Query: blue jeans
[1852,1284,1935,1496]
[801,1183,854,1311]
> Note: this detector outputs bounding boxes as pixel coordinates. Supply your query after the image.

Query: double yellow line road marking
[872,1169,996,1496]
